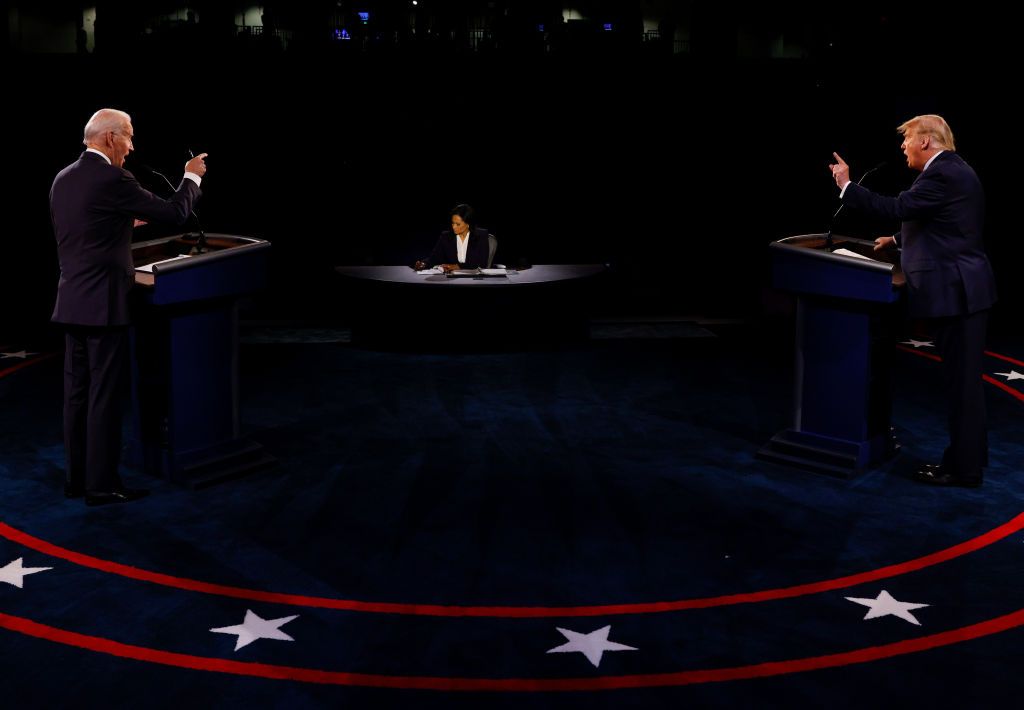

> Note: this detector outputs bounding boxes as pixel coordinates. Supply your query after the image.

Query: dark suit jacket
[843,151,996,318]
[50,152,201,326]
[425,227,491,269]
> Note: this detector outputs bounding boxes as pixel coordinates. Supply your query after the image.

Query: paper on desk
[416,267,444,275]
[479,268,508,276]
[832,248,873,261]
[135,254,192,272]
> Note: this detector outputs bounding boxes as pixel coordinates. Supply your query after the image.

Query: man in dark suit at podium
[50,108,208,505]
[830,114,996,487]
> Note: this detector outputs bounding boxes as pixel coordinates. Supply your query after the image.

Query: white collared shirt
[86,147,111,164]
[922,149,944,172]
[456,231,470,263]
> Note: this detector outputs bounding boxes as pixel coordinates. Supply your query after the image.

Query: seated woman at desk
[414,203,490,272]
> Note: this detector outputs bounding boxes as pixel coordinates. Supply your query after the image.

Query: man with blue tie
[829,115,996,487]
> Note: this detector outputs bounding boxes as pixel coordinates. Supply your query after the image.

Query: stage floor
[1,323,1022,708]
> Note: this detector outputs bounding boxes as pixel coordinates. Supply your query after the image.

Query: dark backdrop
[3,6,1016,338]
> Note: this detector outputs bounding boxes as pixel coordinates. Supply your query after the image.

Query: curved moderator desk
[335,264,608,345]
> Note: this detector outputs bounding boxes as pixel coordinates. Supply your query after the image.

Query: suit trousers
[932,309,989,478]
[63,325,129,492]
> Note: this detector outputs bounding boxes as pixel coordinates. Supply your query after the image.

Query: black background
[3,3,1015,337]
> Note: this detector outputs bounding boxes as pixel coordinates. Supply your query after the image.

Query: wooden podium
[758,234,904,477]
[129,233,273,487]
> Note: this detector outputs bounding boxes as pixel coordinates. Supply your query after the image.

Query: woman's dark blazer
[425,227,491,269]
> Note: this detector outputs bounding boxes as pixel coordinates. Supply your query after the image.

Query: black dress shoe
[913,466,982,488]
[85,488,150,506]
[64,483,84,498]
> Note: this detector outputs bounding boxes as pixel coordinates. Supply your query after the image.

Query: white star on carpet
[0,351,36,360]
[846,589,929,626]
[900,339,934,349]
[546,625,637,667]
[0,558,52,588]
[210,609,299,651]
[994,370,1024,382]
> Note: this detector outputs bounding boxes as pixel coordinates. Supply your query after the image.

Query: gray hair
[83,108,131,146]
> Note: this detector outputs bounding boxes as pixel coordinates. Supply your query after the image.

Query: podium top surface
[133,233,270,280]
[771,234,905,287]
[130,233,270,305]
[335,264,607,286]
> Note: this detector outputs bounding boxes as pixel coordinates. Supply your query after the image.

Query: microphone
[134,158,208,255]
[825,161,886,251]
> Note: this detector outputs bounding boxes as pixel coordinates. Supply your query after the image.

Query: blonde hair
[898,114,955,151]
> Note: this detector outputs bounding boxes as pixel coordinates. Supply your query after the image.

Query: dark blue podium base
[129,233,273,488]
[764,233,902,477]
[131,436,276,489]
[129,300,275,488]
[758,428,897,478]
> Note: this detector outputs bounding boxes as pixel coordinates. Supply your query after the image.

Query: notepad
[447,268,508,278]
[832,248,872,261]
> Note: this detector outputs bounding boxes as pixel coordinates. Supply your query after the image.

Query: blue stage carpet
[1,326,1022,708]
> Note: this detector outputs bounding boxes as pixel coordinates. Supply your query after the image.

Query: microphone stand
[826,162,885,252]
[187,227,208,256]
[824,204,843,252]
[184,149,207,255]
[140,162,207,255]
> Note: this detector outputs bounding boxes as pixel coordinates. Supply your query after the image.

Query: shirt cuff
[838,180,851,198]
[183,172,202,187]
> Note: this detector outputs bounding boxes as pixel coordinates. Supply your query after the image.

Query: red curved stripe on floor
[2,607,1024,690]
[896,344,941,361]
[0,354,56,379]
[984,375,1024,403]
[3,514,1023,618]
[986,350,1024,368]
[899,346,1023,400]
[901,345,1024,373]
